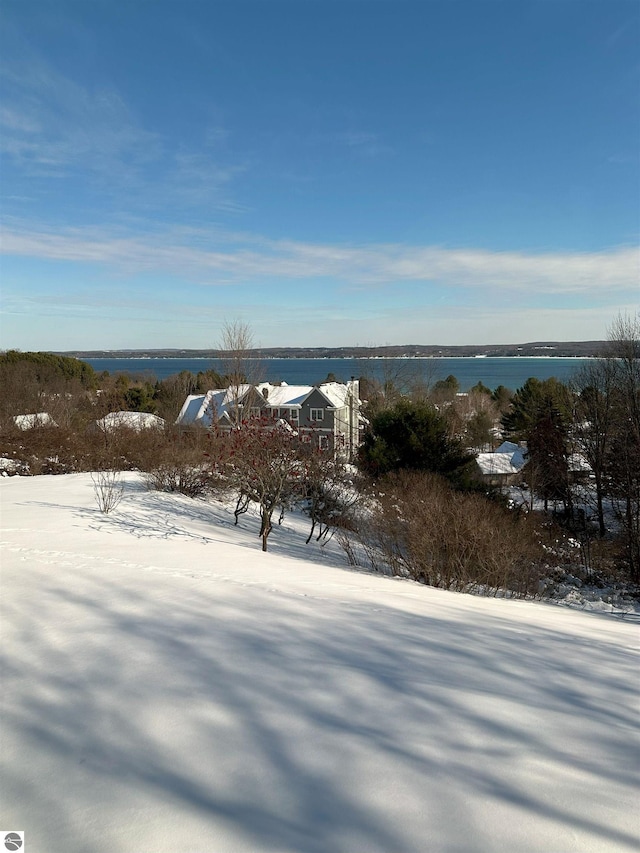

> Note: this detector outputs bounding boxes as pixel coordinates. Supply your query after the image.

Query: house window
[290,409,299,421]
[301,433,312,443]
[250,407,261,419]
[310,408,324,421]
[318,435,329,450]
[279,408,289,419]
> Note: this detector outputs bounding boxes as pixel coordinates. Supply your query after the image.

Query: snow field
[1,473,639,852]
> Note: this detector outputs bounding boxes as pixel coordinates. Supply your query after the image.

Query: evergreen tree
[358,399,475,487]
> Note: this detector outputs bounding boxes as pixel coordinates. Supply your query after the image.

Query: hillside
[1,473,638,853]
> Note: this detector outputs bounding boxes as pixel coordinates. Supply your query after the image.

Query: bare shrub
[144,427,228,497]
[146,460,217,498]
[363,471,543,596]
[91,470,125,514]
[301,449,359,544]
[336,528,359,566]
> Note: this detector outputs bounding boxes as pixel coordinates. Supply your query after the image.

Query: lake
[83,356,595,391]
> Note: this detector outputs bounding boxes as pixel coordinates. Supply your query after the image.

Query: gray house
[176,380,364,458]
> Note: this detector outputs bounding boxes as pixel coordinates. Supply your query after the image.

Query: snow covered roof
[476,443,527,477]
[317,381,355,408]
[259,384,314,408]
[177,380,363,426]
[476,453,522,477]
[176,387,250,427]
[177,394,209,426]
[568,453,592,473]
[94,411,165,432]
[12,413,57,430]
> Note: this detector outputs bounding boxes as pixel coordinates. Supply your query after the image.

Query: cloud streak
[2,222,637,295]
[0,56,244,212]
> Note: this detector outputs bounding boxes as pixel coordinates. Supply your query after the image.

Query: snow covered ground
[1,473,639,853]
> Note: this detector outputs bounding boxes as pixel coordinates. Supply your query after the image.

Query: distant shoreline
[63,354,598,361]
[56,341,607,360]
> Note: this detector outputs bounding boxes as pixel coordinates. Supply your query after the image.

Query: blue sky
[1,0,638,350]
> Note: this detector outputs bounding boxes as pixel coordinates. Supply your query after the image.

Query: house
[475,441,527,486]
[92,411,166,433]
[475,440,593,489]
[176,380,364,457]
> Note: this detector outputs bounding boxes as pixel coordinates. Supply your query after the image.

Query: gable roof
[258,384,314,408]
[317,381,355,408]
[476,452,524,477]
[476,442,527,477]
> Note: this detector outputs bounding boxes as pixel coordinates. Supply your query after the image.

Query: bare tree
[218,319,261,427]
[221,419,305,551]
[360,359,437,417]
[573,358,617,536]
[606,311,640,430]
[605,312,640,579]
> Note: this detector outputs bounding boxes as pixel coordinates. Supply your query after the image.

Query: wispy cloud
[325,130,390,158]
[2,221,637,296]
[0,57,244,212]
[0,62,159,181]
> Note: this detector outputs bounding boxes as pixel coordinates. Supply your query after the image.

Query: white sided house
[176,380,364,457]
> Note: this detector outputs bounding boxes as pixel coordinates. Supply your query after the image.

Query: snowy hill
[1,473,638,853]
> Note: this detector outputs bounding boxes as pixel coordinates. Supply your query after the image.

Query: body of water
[84,356,595,391]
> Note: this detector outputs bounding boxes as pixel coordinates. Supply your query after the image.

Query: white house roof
[176,380,363,427]
[476,452,523,477]
[95,411,165,432]
[476,442,527,477]
[258,381,361,410]
[317,382,356,408]
[177,394,209,426]
[12,413,57,430]
[176,386,256,427]
[259,384,313,408]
